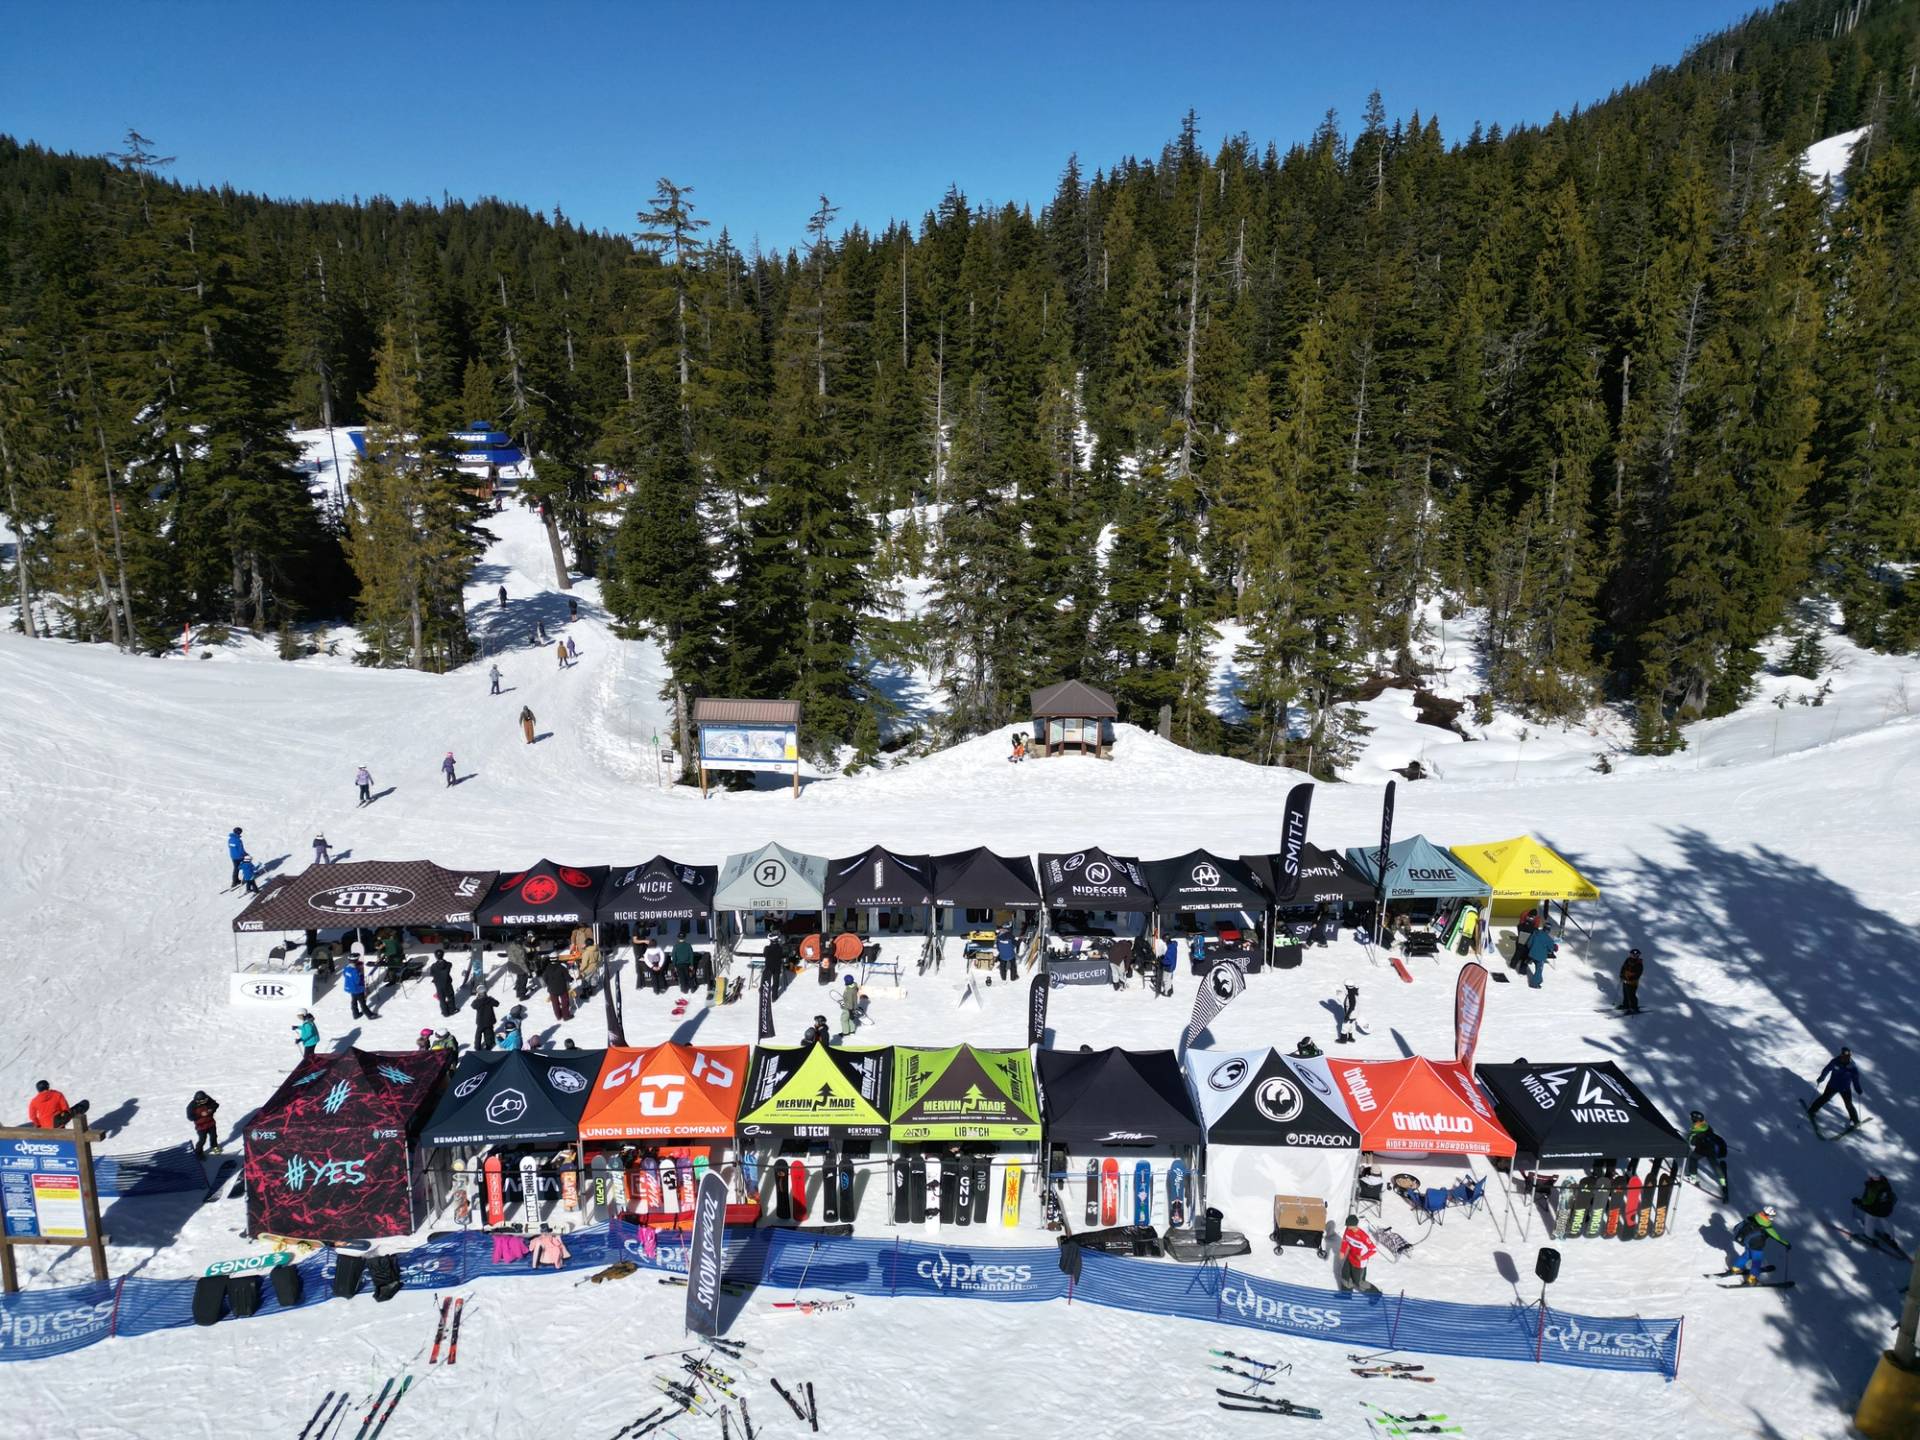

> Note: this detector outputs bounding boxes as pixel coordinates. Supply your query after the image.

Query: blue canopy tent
[1342,835,1490,905]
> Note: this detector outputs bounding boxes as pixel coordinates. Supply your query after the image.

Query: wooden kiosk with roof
[692,697,802,797]
[1030,679,1118,758]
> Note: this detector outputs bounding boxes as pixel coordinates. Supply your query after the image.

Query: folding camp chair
[1418,1186,1448,1227]
[1354,1170,1385,1220]
[1459,1175,1487,1218]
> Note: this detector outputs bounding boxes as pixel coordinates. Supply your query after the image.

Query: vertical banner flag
[1182,958,1246,1050]
[1376,778,1397,901]
[757,970,776,1041]
[1453,961,1489,1067]
[604,964,627,1049]
[1276,782,1315,903]
[684,1169,730,1337]
[1027,971,1049,1046]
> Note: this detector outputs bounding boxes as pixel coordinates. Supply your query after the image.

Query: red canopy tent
[1325,1056,1515,1157]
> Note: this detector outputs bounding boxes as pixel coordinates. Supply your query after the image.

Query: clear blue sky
[4,1,1761,253]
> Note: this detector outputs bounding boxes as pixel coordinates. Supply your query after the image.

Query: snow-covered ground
[1,506,1915,1438]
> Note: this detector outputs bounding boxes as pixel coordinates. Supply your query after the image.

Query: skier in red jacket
[1337,1214,1381,1294]
[26,1080,72,1129]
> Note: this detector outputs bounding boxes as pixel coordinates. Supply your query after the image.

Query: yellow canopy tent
[1453,835,1600,920]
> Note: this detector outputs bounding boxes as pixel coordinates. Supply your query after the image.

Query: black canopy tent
[234,859,496,936]
[1037,1047,1202,1149]
[474,860,608,930]
[1243,845,1375,908]
[597,856,718,939]
[1038,848,1155,914]
[931,848,1042,912]
[1475,1061,1690,1165]
[419,1049,606,1148]
[1143,849,1270,915]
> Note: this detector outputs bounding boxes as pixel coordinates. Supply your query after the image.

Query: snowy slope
[0,507,1914,1438]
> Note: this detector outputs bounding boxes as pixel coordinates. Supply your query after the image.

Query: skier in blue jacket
[227,828,249,887]
[291,1012,319,1057]
[1808,1048,1864,1128]
[1526,924,1558,990]
[342,959,376,1020]
[237,857,258,894]
[498,1020,523,1052]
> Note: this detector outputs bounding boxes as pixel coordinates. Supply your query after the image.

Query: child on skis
[1730,1205,1788,1283]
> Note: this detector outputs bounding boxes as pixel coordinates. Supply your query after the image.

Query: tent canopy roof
[253,1048,452,1135]
[596,856,717,924]
[419,1049,604,1147]
[823,846,935,909]
[714,842,827,912]
[234,859,496,933]
[1452,836,1601,902]
[1142,849,1269,913]
[475,859,607,928]
[737,1042,891,1137]
[1187,1048,1361,1149]
[1343,836,1490,902]
[1325,1056,1515,1156]
[1038,848,1156,912]
[1243,845,1375,905]
[1475,1061,1687,1161]
[1037,1047,1201,1147]
[1031,679,1118,718]
[889,1045,1040,1141]
[930,848,1042,910]
[579,1043,750,1140]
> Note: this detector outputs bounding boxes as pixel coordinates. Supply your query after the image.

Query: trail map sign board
[0,1125,109,1292]
[693,698,802,797]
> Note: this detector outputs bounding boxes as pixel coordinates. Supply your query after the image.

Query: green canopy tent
[1343,835,1490,904]
[889,1045,1041,1143]
[736,1042,891,1140]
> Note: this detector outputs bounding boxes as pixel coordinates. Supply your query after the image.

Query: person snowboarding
[354,766,373,806]
[237,855,258,893]
[186,1091,221,1155]
[292,1011,319,1058]
[1525,923,1557,990]
[520,706,536,744]
[471,988,500,1052]
[312,832,331,866]
[1730,1205,1788,1283]
[489,664,503,696]
[1619,947,1645,1013]
[442,751,457,787]
[556,639,568,670]
[26,1080,72,1130]
[1686,1110,1730,1194]
[1808,1047,1864,1128]
[342,958,376,1020]
[429,950,458,1017]
[1336,1214,1380,1294]
[226,827,249,888]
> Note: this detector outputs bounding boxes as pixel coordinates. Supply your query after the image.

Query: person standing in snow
[342,957,375,1020]
[1685,1110,1730,1192]
[506,937,533,1000]
[471,988,500,1052]
[237,856,259,894]
[489,664,503,696]
[838,974,862,1035]
[555,639,569,670]
[996,925,1018,981]
[566,635,578,661]
[568,596,578,622]
[1619,947,1645,1013]
[497,585,507,611]
[1525,923,1557,990]
[640,935,668,994]
[312,832,331,866]
[1808,1047,1865,1128]
[520,705,536,744]
[467,940,488,995]
[1336,1214,1380,1293]
[1852,1173,1897,1240]
[542,957,573,1020]
[1730,1206,1788,1283]
[292,1011,319,1058]
[670,935,697,994]
[355,766,373,806]
[187,1091,221,1155]
[442,751,457,787]
[1513,906,1538,970]
[429,949,458,1017]
[227,827,249,888]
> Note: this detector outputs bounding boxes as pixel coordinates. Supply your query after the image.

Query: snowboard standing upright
[1553,1176,1577,1240]
[909,1153,928,1225]
[1100,1158,1120,1226]
[954,1157,973,1227]
[659,1156,680,1217]
[772,1159,792,1222]
[1133,1161,1152,1225]
[971,1157,991,1225]
[789,1157,809,1222]
[1168,1159,1188,1228]
[1651,1163,1675,1237]
[1002,1164,1023,1227]
[838,1153,856,1220]
[892,1155,911,1224]
[1084,1160,1099,1226]
[519,1154,541,1233]
[925,1155,943,1234]
[823,1150,841,1224]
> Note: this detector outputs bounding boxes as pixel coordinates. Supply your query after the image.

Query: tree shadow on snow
[1551,827,1920,1418]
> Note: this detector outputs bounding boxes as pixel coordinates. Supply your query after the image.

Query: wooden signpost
[0,1115,110,1293]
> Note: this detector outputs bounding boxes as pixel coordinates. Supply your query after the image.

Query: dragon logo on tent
[1254,1076,1305,1124]
[547,1067,587,1094]
[558,867,595,888]
[521,875,560,905]
[1190,863,1221,888]
[1207,1057,1250,1091]
[454,1073,487,1099]
[485,1088,529,1126]
[1292,1062,1333,1098]
[321,1080,352,1115]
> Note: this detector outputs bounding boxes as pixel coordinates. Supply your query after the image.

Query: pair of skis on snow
[770,1377,819,1432]
[295,1294,467,1440]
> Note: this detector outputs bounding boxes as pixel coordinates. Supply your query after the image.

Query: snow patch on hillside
[1801,125,1871,196]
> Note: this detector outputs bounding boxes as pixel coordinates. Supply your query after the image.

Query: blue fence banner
[0,1224,1682,1377]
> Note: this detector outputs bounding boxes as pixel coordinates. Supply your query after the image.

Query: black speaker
[271,1262,303,1308]
[1535,1246,1561,1286]
[331,1252,366,1299]
[1202,1207,1224,1245]
[226,1274,262,1318]
[191,1274,228,1326]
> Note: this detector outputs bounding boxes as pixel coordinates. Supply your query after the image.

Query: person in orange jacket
[26,1080,72,1129]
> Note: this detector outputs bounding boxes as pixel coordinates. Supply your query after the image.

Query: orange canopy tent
[578,1043,751,1141]
[1325,1056,1515,1157]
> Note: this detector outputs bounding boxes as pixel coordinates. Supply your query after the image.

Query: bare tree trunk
[675,680,694,781]
[624,345,634,405]
[94,424,135,650]
[1614,351,1630,510]
[1348,340,1373,477]
[249,556,266,632]
[409,587,424,670]
[1174,188,1205,488]
[542,506,571,591]
[931,326,947,504]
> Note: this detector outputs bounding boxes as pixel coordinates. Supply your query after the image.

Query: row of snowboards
[1553,1159,1676,1240]
[765,1152,859,1224]
[1070,1157,1188,1229]
[456,1149,728,1230]
[886,1152,1028,1230]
